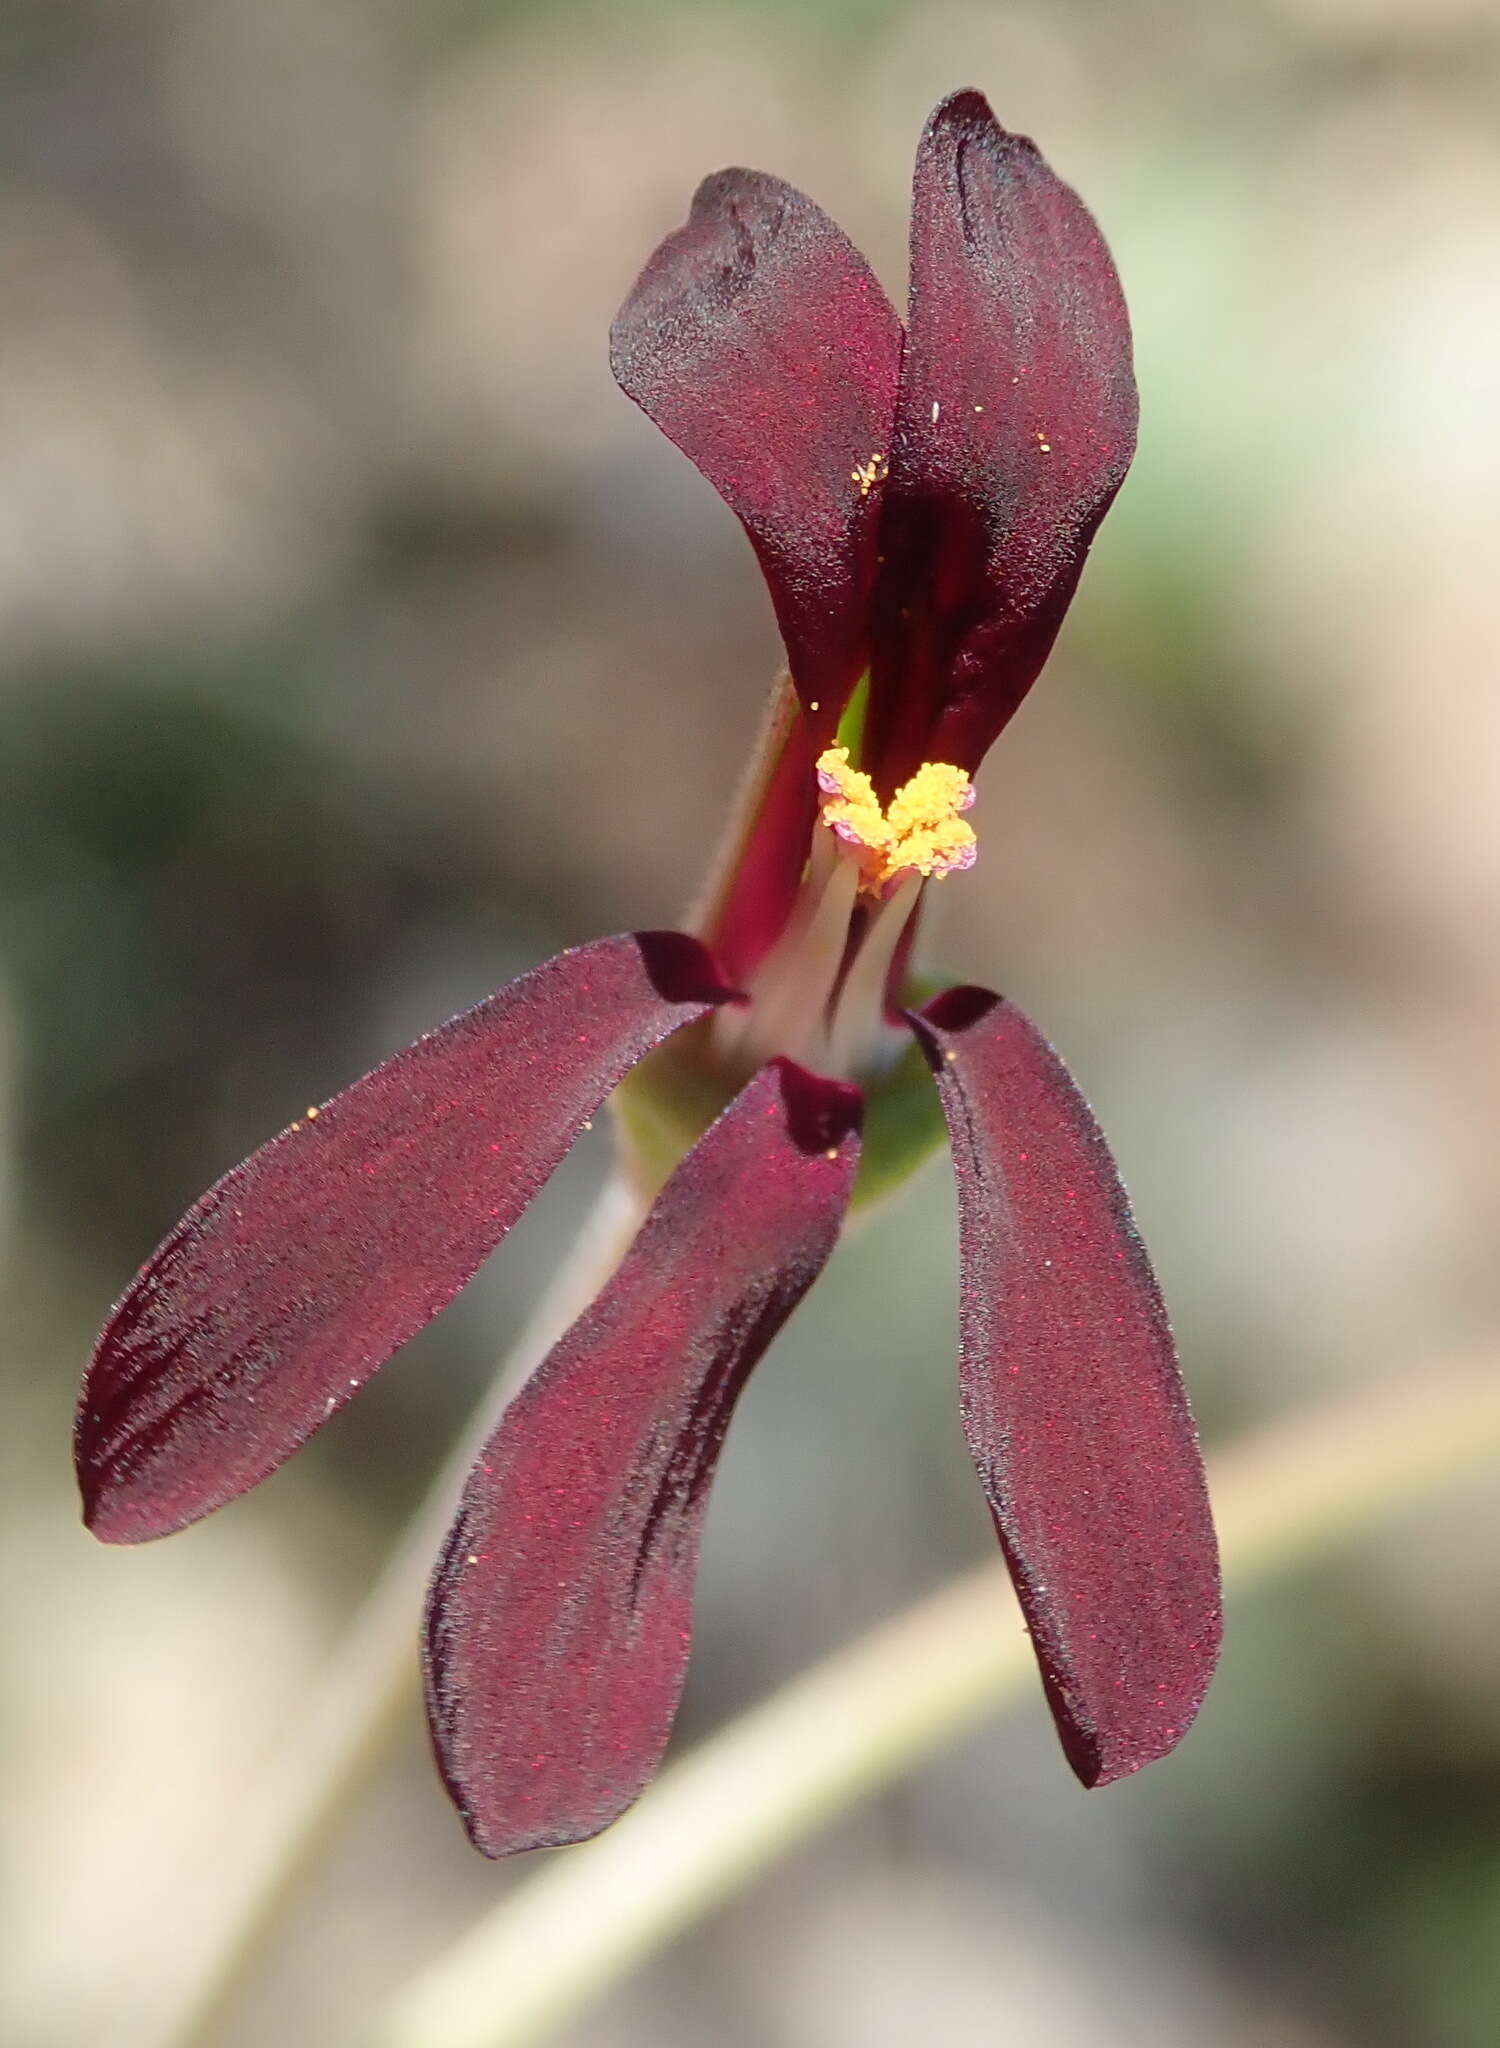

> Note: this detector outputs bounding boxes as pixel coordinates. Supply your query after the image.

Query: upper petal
[612,169,902,742]
[866,91,1137,788]
[425,1057,861,1857]
[77,932,732,1542]
[908,986,1220,1786]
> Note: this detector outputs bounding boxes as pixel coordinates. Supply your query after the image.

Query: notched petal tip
[634,927,741,1006]
[908,986,1221,1784]
[767,1055,863,1157]
[1039,1599,1224,1791]
[686,164,789,239]
[612,166,902,740]
[917,88,1051,180]
[908,980,997,1041]
[75,1415,139,1544]
[920,85,1005,141]
[424,1058,861,1857]
[76,932,729,1546]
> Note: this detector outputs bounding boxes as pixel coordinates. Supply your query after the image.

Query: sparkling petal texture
[425,1058,862,1857]
[611,168,902,742]
[77,933,732,1542]
[866,90,1138,790]
[909,986,1220,1786]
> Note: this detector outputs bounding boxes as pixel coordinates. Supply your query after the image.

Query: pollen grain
[851,452,886,498]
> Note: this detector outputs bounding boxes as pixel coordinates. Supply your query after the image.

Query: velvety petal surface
[425,1058,861,1857]
[866,90,1137,790]
[696,673,819,985]
[78,933,732,1542]
[909,987,1220,1786]
[612,169,902,742]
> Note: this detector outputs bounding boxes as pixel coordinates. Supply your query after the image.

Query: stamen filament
[712,748,976,1082]
[714,846,858,1073]
[821,874,922,1079]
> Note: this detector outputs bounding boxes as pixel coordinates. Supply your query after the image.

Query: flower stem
[359,1353,1500,2048]
[141,1176,644,2048]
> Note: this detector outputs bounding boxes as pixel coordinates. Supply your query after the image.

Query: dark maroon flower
[76,91,1220,1858]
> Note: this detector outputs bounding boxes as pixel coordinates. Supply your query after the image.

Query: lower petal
[424,1058,861,1857]
[909,986,1221,1786]
[78,932,731,1541]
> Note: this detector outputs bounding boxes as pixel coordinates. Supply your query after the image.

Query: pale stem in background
[137,1177,644,2048]
[361,1355,1500,2048]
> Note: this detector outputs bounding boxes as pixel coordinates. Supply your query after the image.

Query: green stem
[360,1354,1500,2048]
[144,1178,643,2048]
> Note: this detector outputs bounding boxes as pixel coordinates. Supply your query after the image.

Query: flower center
[715,748,979,1080]
[815,747,976,895]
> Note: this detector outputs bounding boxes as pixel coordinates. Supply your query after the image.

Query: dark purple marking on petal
[612,169,902,742]
[909,986,1220,1786]
[424,1057,861,1857]
[77,932,734,1543]
[866,91,1138,790]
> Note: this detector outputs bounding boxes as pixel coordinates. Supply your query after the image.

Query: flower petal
[695,673,819,985]
[909,986,1220,1786]
[866,90,1137,789]
[425,1057,861,1856]
[77,932,733,1543]
[612,169,902,741]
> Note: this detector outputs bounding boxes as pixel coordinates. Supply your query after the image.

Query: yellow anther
[814,746,976,894]
[816,746,886,855]
[888,760,972,835]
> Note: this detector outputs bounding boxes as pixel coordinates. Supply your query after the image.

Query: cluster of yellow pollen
[851,452,887,498]
[815,745,977,895]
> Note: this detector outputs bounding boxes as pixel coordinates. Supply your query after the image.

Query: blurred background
[4,0,1500,2042]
